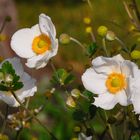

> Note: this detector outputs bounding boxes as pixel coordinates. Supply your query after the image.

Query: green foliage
[0,61,23,91]
[86,42,98,58]
[72,109,87,121]
[51,68,75,86]
[131,134,140,140]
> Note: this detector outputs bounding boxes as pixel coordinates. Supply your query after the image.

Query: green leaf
[12,82,24,91]
[64,74,75,85]
[0,84,9,91]
[72,109,86,121]
[89,105,97,119]
[131,134,140,140]
[87,42,98,58]
[0,61,24,91]
[131,44,137,52]
[51,68,75,86]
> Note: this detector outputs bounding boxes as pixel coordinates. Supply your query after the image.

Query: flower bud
[131,50,140,59]
[83,17,91,24]
[59,34,70,44]
[74,126,81,132]
[97,26,108,37]
[85,26,92,33]
[66,96,76,108]
[106,31,116,41]
[5,74,13,83]
[71,89,81,99]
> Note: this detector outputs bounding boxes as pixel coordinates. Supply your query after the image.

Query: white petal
[15,72,37,102]
[93,92,117,110]
[121,60,138,77]
[78,133,92,140]
[92,55,121,75]
[129,74,140,114]
[82,68,107,94]
[39,13,56,39]
[31,24,41,36]
[0,92,17,106]
[112,54,124,62]
[115,90,128,106]
[11,28,36,58]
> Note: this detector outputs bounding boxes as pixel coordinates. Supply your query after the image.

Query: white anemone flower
[78,133,92,140]
[11,13,58,69]
[0,57,37,107]
[129,69,140,114]
[82,54,139,110]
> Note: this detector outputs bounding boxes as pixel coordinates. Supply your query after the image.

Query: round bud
[131,50,140,59]
[66,96,76,108]
[85,26,92,33]
[106,31,116,41]
[59,34,70,44]
[97,26,108,37]
[71,89,81,99]
[83,17,91,24]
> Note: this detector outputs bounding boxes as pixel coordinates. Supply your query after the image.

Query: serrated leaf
[87,42,98,58]
[0,84,9,91]
[64,74,75,85]
[12,82,24,91]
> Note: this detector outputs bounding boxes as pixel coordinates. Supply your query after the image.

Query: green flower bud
[97,26,108,37]
[131,50,140,59]
[73,126,81,132]
[66,96,76,108]
[106,31,116,41]
[71,89,81,99]
[59,34,70,44]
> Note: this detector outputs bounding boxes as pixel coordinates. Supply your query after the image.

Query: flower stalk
[10,90,58,140]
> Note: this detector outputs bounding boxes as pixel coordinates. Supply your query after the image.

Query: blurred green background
[1,0,140,139]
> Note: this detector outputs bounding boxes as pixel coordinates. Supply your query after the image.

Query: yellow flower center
[32,34,51,54]
[106,73,126,94]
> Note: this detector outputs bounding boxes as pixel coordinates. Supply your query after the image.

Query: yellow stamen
[32,34,51,54]
[106,73,126,94]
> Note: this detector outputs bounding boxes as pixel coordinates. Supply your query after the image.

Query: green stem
[131,0,140,22]
[1,105,9,134]
[70,37,86,52]
[104,111,115,140]
[102,38,109,57]
[10,90,58,140]
[15,129,22,140]
[115,37,130,54]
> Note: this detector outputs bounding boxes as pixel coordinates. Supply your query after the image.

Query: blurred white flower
[0,57,37,107]
[82,54,139,110]
[129,70,140,114]
[78,133,92,140]
[11,13,58,69]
